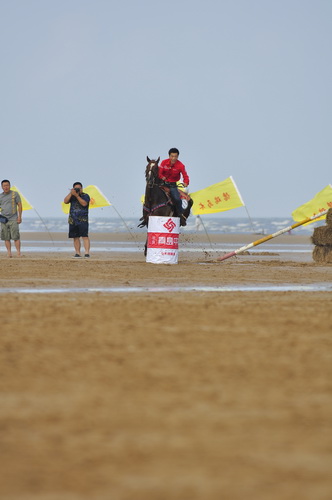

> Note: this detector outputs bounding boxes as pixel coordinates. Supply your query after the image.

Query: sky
[1,0,331,220]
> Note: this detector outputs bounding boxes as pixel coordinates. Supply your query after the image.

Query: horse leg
[143,208,174,256]
[143,189,174,257]
[182,198,193,224]
[144,215,150,256]
[143,216,147,255]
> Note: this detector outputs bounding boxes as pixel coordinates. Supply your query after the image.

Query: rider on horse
[158,148,190,226]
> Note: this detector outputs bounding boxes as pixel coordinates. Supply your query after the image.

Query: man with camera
[64,182,90,258]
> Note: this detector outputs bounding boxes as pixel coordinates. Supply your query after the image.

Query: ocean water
[20,216,324,235]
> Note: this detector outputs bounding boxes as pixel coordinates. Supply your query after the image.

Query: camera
[74,187,80,193]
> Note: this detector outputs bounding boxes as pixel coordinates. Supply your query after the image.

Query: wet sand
[18,230,312,248]
[19,230,311,241]
[1,232,332,499]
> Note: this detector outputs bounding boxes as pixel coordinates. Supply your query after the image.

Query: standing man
[64,182,91,258]
[0,180,22,257]
[158,148,190,226]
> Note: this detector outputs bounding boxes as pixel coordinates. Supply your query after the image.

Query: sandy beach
[1,232,331,500]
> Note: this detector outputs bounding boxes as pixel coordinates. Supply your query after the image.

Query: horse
[138,156,193,254]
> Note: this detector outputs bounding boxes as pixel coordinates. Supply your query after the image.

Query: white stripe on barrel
[146,216,180,264]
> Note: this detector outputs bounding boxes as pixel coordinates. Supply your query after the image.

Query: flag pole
[92,186,138,244]
[197,215,214,250]
[244,205,255,233]
[13,186,55,246]
[33,208,55,245]
[110,204,142,250]
[230,176,255,233]
[217,210,328,262]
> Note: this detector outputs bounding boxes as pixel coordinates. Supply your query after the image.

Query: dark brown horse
[138,157,193,253]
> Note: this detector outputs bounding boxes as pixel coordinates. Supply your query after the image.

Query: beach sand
[1,232,332,499]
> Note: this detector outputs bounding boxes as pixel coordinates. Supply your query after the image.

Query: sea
[10,215,320,257]
[20,216,323,235]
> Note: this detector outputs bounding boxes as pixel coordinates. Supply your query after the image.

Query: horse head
[145,156,160,186]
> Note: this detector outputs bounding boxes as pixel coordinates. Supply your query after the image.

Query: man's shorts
[1,221,20,241]
[68,222,89,238]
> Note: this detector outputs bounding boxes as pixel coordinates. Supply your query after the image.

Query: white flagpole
[14,185,55,245]
[230,176,255,233]
[217,209,328,262]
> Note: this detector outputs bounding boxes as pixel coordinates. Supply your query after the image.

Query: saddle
[138,186,192,228]
[160,186,192,226]
[160,186,192,204]
[179,188,192,203]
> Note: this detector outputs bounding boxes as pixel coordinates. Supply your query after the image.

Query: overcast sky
[1,0,331,219]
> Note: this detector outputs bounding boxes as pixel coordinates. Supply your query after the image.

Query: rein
[144,182,171,214]
[143,160,173,217]
[143,201,171,214]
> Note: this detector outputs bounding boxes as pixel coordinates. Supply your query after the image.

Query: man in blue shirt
[64,182,90,258]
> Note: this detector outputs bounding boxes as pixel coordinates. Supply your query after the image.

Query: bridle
[143,159,171,215]
[145,160,159,188]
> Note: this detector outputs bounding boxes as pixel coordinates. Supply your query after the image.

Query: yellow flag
[11,186,33,211]
[292,185,332,223]
[61,185,111,214]
[191,176,244,215]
